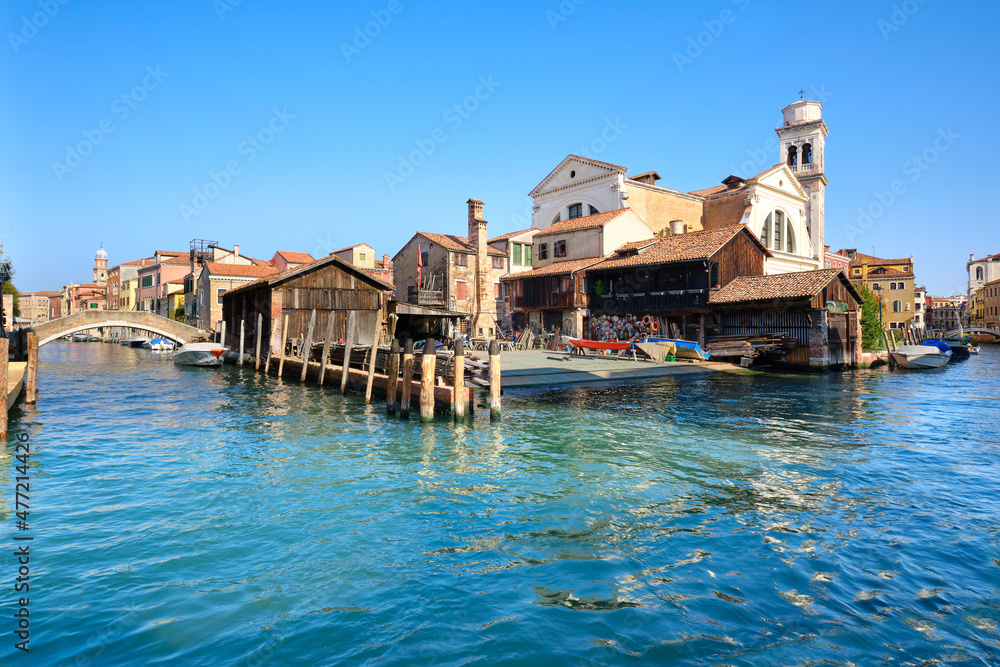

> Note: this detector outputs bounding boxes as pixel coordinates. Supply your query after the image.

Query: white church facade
[524,99,829,276]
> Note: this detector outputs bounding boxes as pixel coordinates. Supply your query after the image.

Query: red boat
[568,338,633,351]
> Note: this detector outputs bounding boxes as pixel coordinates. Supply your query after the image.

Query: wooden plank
[386,339,400,415]
[300,308,317,383]
[341,311,357,395]
[26,333,39,404]
[277,313,289,377]
[365,307,382,404]
[318,312,336,388]
[420,337,436,422]
[255,312,263,371]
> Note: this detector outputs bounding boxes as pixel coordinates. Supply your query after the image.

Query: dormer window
[568,203,583,219]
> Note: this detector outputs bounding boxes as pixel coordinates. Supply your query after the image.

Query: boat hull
[568,338,633,351]
[173,343,227,367]
[890,345,951,369]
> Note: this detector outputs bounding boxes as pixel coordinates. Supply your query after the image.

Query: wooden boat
[173,343,227,367]
[645,338,711,361]
[636,341,676,362]
[568,338,633,351]
[889,344,952,369]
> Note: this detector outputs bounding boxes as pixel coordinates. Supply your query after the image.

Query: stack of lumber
[705,333,798,358]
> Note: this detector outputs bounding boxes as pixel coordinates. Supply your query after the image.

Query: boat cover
[921,340,953,354]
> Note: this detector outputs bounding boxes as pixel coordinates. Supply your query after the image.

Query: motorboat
[128,337,150,348]
[890,343,952,369]
[173,342,227,367]
[149,338,175,351]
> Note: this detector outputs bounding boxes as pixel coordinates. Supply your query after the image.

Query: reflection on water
[3,342,1000,665]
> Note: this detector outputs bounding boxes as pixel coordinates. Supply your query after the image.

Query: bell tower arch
[776,99,829,261]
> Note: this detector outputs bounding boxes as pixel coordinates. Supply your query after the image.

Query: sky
[2,0,998,296]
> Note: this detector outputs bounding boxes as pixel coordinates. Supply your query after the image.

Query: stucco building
[838,250,916,330]
[19,291,58,325]
[196,262,278,332]
[967,252,1000,301]
[984,279,1000,330]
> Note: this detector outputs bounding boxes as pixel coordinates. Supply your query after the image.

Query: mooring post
[0,338,8,438]
[365,308,383,405]
[264,316,277,375]
[419,337,436,423]
[453,338,465,421]
[300,308,317,383]
[489,339,501,421]
[400,338,414,420]
[386,339,400,415]
[255,313,263,371]
[277,313,289,378]
[26,333,39,405]
[341,311,357,395]
[238,320,246,367]
[318,313,336,388]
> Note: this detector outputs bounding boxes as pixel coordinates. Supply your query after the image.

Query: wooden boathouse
[708,268,864,369]
[222,254,394,358]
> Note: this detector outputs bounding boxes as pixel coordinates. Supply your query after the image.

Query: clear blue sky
[3,0,997,296]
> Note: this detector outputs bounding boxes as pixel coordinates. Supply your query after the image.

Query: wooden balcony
[410,290,444,306]
[591,289,709,313]
[512,292,576,309]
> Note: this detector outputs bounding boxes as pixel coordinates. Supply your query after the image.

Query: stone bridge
[29,310,210,347]
[944,328,1000,339]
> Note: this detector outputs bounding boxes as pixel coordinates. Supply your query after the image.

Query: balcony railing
[512,292,576,309]
[592,289,709,313]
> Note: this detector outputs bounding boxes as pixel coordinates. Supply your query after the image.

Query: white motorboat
[148,338,175,351]
[172,342,227,367]
[889,344,952,369]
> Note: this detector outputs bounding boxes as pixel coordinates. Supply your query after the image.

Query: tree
[0,253,18,318]
[858,283,883,351]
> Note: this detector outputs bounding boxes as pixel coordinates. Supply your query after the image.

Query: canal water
[3,343,1000,665]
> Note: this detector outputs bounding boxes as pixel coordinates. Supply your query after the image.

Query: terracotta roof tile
[417,232,506,256]
[500,257,603,280]
[204,262,279,278]
[862,266,913,279]
[488,228,537,244]
[535,209,630,235]
[710,269,850,304]
[841,251,913,267]
[588,225,767,271]
[162,256,191,265]
[275,250,316,264]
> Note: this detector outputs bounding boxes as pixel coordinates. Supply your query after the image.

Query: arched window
[761,214,771,249]
[787,145,798,166]
[785,221,795,254]
[589,205,600,216]
[568,203,583,219]
[893,300,902,313]
[802,143,813,164]
[773,211,785,251]
[977,266,984,280]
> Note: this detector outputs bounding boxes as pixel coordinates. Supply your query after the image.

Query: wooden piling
[300,309,317,383]
[26,333,39,405]
[400,339,414,419]
[489,339,501,421]
[220,320,227,348]
[364,308,382,405]
[386,339,400,415]
[238,320,246,367]
[453,338,465,421]
[317,313,336,388]
[420,337,436,422]
[255,313,263,370]
[341,311,357,394]
[277,313,289,378]
[0,339,8,438]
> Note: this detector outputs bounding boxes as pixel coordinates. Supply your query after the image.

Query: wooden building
[583,224,769,345]
[708,268,863,369]
[222,254,393,357]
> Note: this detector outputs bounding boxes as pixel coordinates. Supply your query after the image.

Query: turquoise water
[3,342,1000,665]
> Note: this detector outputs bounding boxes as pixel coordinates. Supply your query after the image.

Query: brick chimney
[467,198,497,337]
[383,253,390,267]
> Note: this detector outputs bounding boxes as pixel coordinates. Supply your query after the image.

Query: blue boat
[645,338,711,360]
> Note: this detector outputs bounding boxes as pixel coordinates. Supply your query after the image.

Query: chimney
[383,253,390,267]
[233,244,240,258]
[466,198,496,337]
[669,220,685,235]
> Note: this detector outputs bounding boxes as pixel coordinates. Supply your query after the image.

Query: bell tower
[776,99,829,260]
[94,244,108,286]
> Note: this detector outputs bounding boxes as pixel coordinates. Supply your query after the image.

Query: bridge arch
[943,328,1000,340]
[29,311,210,347]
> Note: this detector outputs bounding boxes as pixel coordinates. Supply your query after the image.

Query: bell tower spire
[776,99,829,261]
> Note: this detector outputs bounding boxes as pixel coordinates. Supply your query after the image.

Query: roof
[275,250,317,264]
[689,165,794,198]
[588,225,770,271]
[842,251,913,267]
[372,258,392,270]
[204,262,279,278]
[223,253,393,298]
[333,244,374,254]
[969,252,1000,263]
[162,256,191,266]
[488,228,536,244]
[21,290,59,296]
[710,269,861,305]
[535,209,631,235]
[166,278,186,285]
[415,232,506,256]
[529,154,629,197]
[630,170,661,181]
[155,250,186,257]
[500,257,604,280]
[862,266,913,279]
